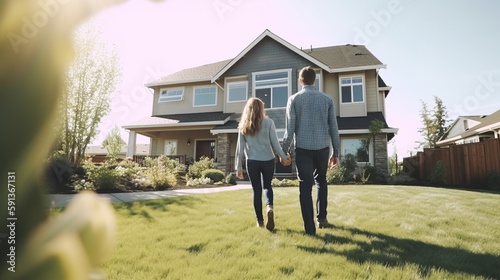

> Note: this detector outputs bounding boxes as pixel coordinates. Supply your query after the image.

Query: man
[282,66,340,236]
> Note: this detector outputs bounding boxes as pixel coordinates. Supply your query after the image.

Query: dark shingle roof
[337,112,389,130]
[146,59,231,86]
[304,45,383,70]
[146,31,385,87]
[154,111,232,123]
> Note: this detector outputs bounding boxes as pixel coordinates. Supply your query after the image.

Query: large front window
[193,86,217,107]
[253,69,291,108]
[342,138,369,163]
[340,76,364,103]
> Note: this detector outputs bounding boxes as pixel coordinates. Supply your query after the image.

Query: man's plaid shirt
[282,85,340,157]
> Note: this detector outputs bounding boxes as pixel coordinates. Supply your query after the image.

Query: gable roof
[146,29,386,88]
[437,110,500,145]
[212,29,386,82]
[458,109,500,138]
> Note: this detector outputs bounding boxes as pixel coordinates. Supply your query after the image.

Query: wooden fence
[403,138,500,188]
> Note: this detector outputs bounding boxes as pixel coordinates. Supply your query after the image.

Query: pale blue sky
[89,0,500,159]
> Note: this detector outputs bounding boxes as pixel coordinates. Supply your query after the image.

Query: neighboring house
[85,144,150,162]
[436,109,500,147]
[123,29,398,176]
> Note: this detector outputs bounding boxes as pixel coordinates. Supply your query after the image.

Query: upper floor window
[193,86,217,107]
[159,87,184,102]
[340,76,364,103]
[227,81,248,103]
[253,69,291,109]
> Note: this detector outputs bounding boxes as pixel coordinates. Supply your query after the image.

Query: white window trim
[193,85,218,107]
[339,74,366,104]
[226,81,248,103]
[252,68,292,108]
[159,87,185,103]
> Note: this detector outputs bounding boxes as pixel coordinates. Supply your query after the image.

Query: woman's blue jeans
[246,159,275,221]
[295,147,330,235]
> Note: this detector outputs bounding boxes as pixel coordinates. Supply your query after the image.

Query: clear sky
[87,0,500,160]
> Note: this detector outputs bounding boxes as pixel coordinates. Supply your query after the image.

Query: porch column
[374,133,389,176]
[216,133,231,174]
[126,130,137,158]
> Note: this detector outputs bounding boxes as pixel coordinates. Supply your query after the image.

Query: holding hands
[280,154,292,166]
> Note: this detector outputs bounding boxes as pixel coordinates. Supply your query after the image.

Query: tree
[417,96,450,149]
[58,25,121,165]
[102,126,126,159]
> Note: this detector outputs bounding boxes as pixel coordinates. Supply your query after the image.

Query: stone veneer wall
[216,133,231,174]
[374,133,388,176]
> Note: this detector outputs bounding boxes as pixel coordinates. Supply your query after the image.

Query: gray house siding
[222,37,315,96]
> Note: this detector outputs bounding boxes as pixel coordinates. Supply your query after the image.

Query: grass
[98,185,500,279]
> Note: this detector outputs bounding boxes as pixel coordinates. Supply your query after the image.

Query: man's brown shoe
[257,220,264,228]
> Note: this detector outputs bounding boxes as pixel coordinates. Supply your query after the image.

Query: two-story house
[123,29,398,176]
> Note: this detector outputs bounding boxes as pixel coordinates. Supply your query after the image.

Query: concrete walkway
[46,182,253,208]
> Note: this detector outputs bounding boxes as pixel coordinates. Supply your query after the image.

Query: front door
[195,140,215,161]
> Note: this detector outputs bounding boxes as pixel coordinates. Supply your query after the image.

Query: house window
[193,86,217,107]
[342,138,369,163]
[253,69,291,109]
[159,88,184,102]
[227,81,248,103]
[164,140,177,155]
[340,76,364,103]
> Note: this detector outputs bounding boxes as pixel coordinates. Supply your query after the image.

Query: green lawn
[101,185,500,279]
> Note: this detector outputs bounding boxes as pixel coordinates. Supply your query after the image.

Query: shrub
[360,165,386,184]
[225,174,237,185]
[187,156,214,179]
[430,160,447,185]
[327,165,347,184]
[201,169,225,183]
[386,174,417,185]
[142,156,178,190]
[271,178,299,187]
[341,154,358,177]
[88,168,120,191]
[487,171,500,191]
[144,155,182,174]
[186,177,213,186]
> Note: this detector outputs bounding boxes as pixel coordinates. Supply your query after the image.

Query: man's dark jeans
[246,159,275,222]
[295,147,330,235]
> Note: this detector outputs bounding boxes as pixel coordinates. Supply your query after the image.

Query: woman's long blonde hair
[239,97,266,136]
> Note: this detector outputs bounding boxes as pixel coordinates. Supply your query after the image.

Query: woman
[235,98,290,231]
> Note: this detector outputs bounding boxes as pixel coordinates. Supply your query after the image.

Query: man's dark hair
[299,66,316,86]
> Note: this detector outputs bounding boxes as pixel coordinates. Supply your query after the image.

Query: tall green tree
[102,126,126,159]
[58,25,121,165]
[417,96,450,149]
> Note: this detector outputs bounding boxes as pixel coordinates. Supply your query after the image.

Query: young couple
[235,66,340,235]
